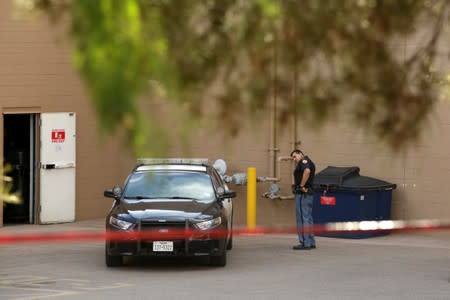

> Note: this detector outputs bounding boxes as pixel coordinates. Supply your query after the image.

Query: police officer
[291,149,316,250]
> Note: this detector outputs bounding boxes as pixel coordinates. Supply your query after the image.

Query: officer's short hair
[290,149,304,157]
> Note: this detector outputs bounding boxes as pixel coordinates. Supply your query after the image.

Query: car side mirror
[217,186,236,200]
[223,190,236,198]
[104,186,122,199]
[104,189,114,198]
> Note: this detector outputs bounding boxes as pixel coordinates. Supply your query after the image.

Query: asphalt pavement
[0,219,449,300]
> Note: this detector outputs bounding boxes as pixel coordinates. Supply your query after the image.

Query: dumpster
[313,166,396,238]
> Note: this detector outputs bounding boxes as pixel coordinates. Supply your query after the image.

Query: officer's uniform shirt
[293,156,316,189]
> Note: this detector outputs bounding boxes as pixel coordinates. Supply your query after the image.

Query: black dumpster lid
[313,166,396,191]
[313,166,360,186]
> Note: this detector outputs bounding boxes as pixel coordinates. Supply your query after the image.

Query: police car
[103,158,236,267]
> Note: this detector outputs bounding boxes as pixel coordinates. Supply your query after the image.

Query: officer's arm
[300,168,311,192]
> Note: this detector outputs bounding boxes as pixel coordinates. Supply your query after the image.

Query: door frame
[1,108,41,225]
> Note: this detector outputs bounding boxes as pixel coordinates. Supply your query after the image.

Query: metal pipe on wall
[293,67,298,149]
[262,34,299,200]
[260,59,300,200]
[256,156,291,183]
[261,193,294,201]
[268,34,279,179]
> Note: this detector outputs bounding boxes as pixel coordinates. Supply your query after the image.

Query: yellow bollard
[246,167,257,229]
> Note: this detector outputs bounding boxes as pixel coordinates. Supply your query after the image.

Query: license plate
[153,241,173,252]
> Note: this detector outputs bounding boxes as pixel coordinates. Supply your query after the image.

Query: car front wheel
[210,250,227,267]
[105,243,123,267]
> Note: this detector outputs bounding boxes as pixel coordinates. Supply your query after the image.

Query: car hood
[115,199,218,220]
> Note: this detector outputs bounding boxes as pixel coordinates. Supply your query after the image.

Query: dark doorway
[3,114,35,224]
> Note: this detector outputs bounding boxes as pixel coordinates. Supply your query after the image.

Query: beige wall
[169,37,450,225]
[0,0,135,225]
[172,96,450,226]
[1,0,449,227]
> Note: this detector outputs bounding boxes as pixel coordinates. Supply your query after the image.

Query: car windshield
[123,171,216,202]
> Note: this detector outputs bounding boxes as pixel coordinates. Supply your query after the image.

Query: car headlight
[194,217,222,230]
[109,216,135,230]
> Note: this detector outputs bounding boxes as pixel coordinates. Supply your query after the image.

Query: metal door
[39,112,76,223]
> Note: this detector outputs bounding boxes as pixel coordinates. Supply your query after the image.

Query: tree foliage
[17,0,450,153]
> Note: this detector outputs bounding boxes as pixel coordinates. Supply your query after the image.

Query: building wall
[0,0,135,225]
[1,0,449,227]
[177,96,450,226]
[170,34,450,225]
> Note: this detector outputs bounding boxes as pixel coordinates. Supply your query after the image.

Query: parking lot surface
[1,219,449,300]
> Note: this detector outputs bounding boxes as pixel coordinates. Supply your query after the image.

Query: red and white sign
[51,129,65,143]
[320,196,336,205]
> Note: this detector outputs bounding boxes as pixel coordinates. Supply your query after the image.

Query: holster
[292,184,302,194]
[292,184,314,195]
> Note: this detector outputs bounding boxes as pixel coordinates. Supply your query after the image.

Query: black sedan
[103,159,236,267]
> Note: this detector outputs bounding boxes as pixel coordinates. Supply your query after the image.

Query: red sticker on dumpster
[320,196,336,205]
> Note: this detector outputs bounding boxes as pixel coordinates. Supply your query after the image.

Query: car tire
[105,243,123,267]
[226,213,233,250]
[210,250,227,267]
[227,234,233,250]
[226,234,233,250]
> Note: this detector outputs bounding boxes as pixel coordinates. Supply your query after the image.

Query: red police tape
[0,219,449,245]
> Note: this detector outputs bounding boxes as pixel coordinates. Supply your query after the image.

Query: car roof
[136,165,208,172]
[134,158,211,173]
